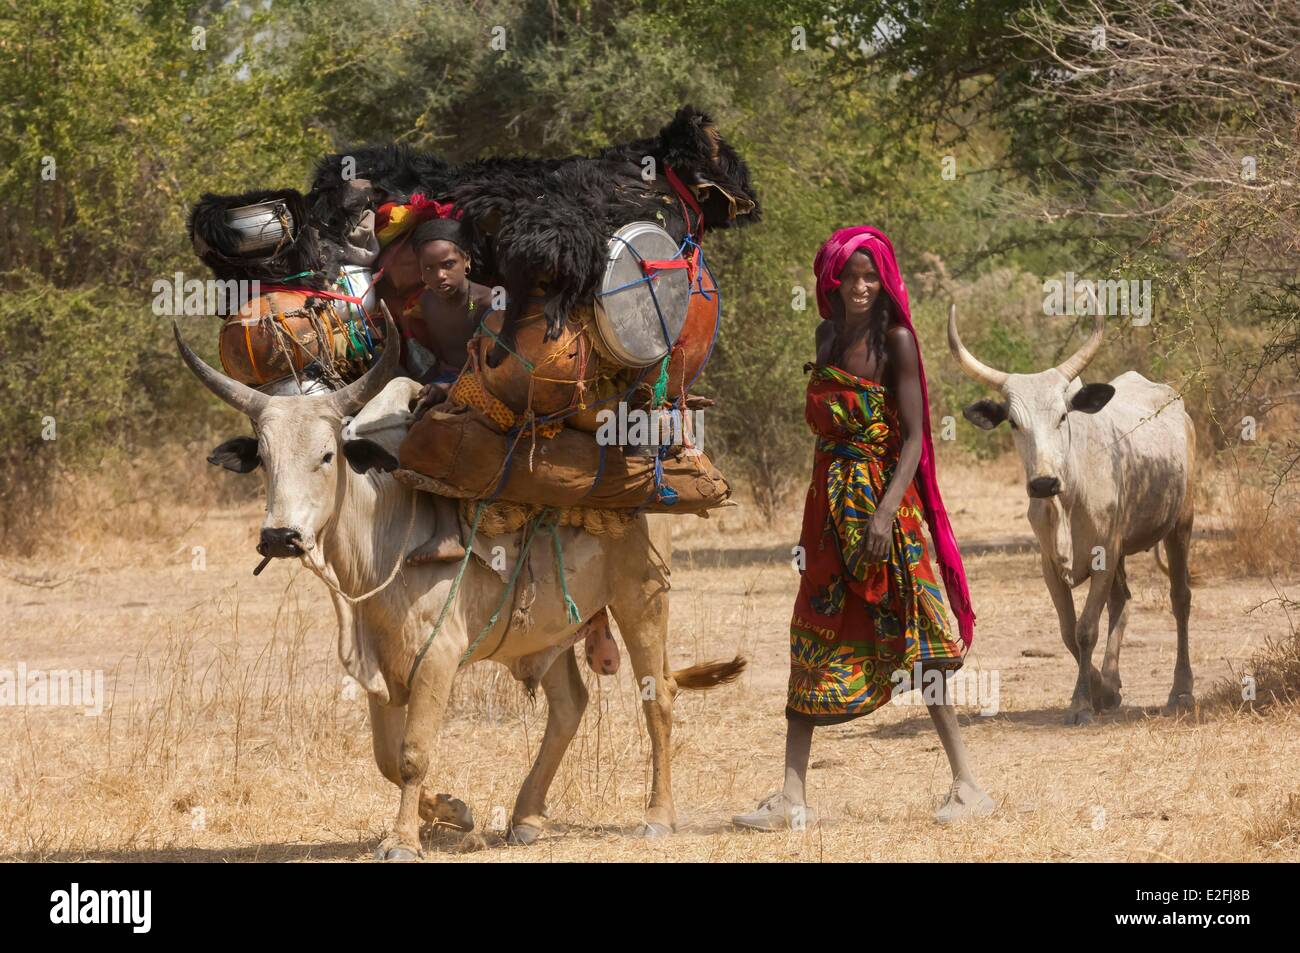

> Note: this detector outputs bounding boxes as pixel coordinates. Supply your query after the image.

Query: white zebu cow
[948,307,1195,725]
[175,314,743,859]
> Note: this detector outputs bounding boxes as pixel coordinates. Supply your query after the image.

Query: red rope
[258,286,366,305]
[639,244,700,286]
[663,164,705,238]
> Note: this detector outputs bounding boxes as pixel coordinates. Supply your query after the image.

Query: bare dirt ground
[2,455,1298,862]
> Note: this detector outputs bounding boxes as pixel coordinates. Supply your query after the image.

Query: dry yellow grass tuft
[1203,597,1300,712]
[1248,792,1300,852]
[1209,466,1300,578]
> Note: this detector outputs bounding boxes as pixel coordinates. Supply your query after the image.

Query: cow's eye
[322,451,334,464]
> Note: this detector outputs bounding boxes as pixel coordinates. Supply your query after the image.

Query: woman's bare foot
[933,778,995,824]
[731,792,818,832]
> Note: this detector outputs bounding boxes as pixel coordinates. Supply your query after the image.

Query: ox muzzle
[258,527,305,558]
[1027,476,1062,499]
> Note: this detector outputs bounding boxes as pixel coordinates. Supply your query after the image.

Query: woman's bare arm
[814,319,836,364]
[864,325,925,559]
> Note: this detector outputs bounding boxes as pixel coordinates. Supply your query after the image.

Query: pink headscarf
[814,226,975,646]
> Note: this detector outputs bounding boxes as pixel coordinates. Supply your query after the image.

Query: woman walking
[733,226,994,830]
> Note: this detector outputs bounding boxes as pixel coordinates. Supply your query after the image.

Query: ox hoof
[506,822,544,846]
[1166,692,1195,714]
[1063,706,1094,726]
[1095,686,1123,712]
[373,837,421,863]
[633,821,673,839]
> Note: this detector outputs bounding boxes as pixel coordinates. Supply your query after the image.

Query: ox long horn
[1054,311,1105,382]
[173,322,269,419]
[327,301,401,418]
[947,304,1009,390]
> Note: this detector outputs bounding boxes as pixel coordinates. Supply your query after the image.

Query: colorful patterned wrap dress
[787,364,964,725]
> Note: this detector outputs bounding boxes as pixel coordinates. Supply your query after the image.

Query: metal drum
[225,200,295,255]
[592,221,690,367]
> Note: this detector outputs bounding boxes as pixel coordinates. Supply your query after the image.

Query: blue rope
[608,234,679,351]
[334,271,377,358]
[596,273,657,297]
[632,444,678,517]
[597,236,694,299]
[486,432,519,502]
[654,445,679,505]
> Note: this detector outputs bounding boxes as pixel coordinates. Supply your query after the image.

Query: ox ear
[208,436,260,473]
[963,399,1008,431]
[1070,383,1115,414]
[343,438,399,475]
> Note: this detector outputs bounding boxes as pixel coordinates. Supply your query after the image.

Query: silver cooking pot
[226,200,295,255]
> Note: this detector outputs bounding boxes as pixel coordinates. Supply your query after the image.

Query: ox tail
[672,656,747,691]
[1151,541,1200,586]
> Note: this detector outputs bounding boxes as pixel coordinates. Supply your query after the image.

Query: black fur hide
[187,107,760,360]
[449,105,762,365]
[187,188,334,289]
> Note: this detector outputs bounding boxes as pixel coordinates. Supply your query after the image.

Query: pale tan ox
[948,307,1196,725]
[175,313,743,860]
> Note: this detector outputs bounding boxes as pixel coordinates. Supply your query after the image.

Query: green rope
[549,521,582,624]
[271,269,316,283]
[476,317,536,373]
[407,500,487,686]
[650,353,671,407]
[408,504,584,683]
[345,320,365,358]
[457,507,552,665]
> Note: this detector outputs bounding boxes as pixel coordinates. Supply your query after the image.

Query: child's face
[418,240,469,298]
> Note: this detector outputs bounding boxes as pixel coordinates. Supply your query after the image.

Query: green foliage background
[2,0,1291,541]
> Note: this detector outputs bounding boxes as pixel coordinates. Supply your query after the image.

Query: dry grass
[0,442,255,561]
[1218,481,1300,577]
[1202,594,1300,712]
[1247,792,1300,853]
[2,453,1299,862]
